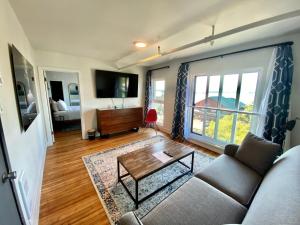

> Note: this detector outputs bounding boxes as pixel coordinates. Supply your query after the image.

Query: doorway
[49,81,64,101]
[0,117,24,225]
[41,69,82,143]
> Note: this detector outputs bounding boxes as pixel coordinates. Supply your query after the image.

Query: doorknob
[2,171,17,183]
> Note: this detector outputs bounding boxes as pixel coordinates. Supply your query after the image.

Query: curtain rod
[149,65,170,72]
[182,41,294,65]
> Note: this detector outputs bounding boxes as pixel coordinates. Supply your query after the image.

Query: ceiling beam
[117,9,300,70]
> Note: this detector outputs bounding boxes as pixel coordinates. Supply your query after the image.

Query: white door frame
[37,67,83,146]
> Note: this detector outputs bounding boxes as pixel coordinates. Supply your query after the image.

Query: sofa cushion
[235,132,281,176]
[118,212,143,225]
[242,146,300,225]
[142,177,247,225]
[196,155,262,206]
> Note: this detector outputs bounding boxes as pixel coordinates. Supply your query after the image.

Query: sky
[194,72,258,107]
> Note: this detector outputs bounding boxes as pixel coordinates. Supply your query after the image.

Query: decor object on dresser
[10,45,39,131]
[97,107,143,137]
[82,135,214,224]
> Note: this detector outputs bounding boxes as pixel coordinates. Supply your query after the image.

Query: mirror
[68,83,80,106]
[10,45,39,131]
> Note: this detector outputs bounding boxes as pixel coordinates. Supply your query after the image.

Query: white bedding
[53,106,81,121]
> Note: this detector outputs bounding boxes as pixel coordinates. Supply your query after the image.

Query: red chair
[145,109,158,135]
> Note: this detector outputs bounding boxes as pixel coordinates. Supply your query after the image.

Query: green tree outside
[206,105,253,144]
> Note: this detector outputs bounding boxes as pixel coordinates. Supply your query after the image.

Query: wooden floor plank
[39,128,218,225]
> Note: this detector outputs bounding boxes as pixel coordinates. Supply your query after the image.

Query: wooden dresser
[96,107,143,136]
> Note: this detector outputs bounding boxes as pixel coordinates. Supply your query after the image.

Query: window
[190,72,259,145]
[152,80,165,125]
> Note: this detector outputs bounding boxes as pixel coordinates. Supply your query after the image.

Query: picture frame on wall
[9,45,39,131]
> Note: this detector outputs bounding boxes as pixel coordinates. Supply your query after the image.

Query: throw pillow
[50,100,59,112]
[235,132,281,176]
[57,100,68,111]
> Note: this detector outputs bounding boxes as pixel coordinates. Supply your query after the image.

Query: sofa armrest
[117,212,143,225]
[224,144,239,157]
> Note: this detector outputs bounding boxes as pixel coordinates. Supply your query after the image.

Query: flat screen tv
[95,70,138,98]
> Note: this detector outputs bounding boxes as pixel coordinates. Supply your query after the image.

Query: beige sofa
[118,143,300,225]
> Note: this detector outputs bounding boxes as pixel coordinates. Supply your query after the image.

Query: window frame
[187,67,263,147]
[151,79,165,126]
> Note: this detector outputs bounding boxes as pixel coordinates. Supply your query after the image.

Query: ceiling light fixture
[134,41,147,48]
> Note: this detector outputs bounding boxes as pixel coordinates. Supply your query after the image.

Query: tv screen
[95,70,138,98]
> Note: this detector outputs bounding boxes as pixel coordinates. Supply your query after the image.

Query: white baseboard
[157,125,170,134]
[29,143,47,225]
[187,138,223,154]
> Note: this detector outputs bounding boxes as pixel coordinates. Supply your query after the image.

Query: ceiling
[9,0,300,68]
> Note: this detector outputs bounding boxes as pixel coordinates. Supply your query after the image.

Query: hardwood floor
[39,129,218,225]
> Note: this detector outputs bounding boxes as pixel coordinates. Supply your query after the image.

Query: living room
[0,0,300,225]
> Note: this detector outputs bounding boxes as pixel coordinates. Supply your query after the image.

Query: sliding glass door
[188,71,260,146]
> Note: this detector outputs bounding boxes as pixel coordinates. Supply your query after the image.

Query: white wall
[0,0,47,224]
[34,50,145,139]
[46,71,79,106]
[148,31,300,148]
[150,68,176,133]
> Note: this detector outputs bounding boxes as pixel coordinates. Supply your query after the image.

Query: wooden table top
[117,139,194,180]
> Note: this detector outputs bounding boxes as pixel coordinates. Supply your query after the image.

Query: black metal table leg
[118,151,195,209]
[135,180,139,209]
[117,160,120,182]
[191,152,194,173]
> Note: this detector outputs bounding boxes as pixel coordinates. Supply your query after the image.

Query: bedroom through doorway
[44,70,82,140]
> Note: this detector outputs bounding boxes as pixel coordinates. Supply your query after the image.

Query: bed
[50,99,81,131]
[53,105,81,121]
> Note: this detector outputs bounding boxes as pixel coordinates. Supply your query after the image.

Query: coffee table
[117,139,194,209]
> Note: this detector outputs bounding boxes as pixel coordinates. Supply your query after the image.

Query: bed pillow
[57,100,68,111]
[27,102,37,113]
[50,100,59,112]
[235,132,281,176]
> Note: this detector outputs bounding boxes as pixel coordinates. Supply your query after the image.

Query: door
[50,81,64,101]
[0,118,23,225]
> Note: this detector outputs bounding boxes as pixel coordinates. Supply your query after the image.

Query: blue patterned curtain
[263,44,294,149]
[144,70,152,119]
[171,63,190,140]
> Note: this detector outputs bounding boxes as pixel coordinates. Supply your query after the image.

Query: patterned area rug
[82,135,214,224]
